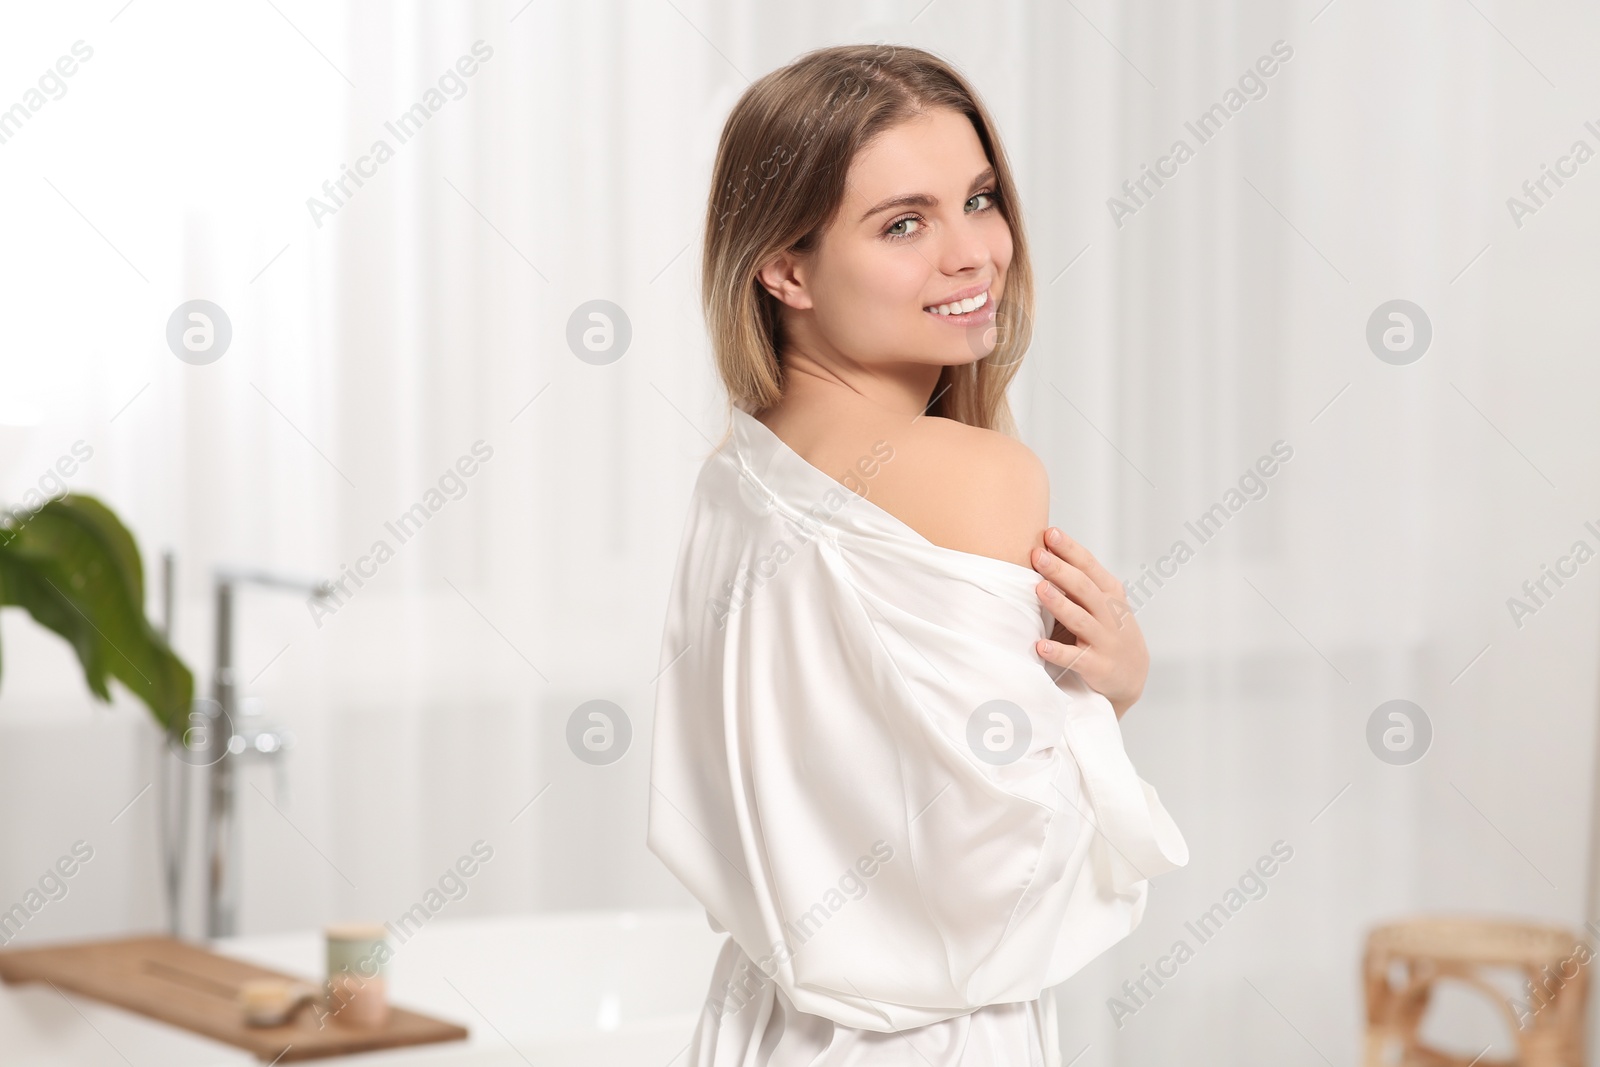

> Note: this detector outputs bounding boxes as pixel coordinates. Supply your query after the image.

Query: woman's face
[765,107,1014,372]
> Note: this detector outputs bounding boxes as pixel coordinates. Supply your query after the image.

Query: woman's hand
[1031,527,1147,720]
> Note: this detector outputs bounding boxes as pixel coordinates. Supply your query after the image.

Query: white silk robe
[647,405,1189,1066]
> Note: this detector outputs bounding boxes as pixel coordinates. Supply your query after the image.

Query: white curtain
[1,0,1596,1062]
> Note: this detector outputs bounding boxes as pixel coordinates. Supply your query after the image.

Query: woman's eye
[885,194,994,240]
[886,216,921,238]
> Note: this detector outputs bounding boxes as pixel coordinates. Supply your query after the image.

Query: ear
[755,249,813,311]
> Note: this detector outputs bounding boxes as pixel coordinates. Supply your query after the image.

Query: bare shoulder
[867,415,1050,571]
[759,399,1050,570]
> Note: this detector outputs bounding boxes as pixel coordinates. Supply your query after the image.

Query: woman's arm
[859,417,1149,717]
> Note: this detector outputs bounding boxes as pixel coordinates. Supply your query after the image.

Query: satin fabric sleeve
[647,508,1188,1033]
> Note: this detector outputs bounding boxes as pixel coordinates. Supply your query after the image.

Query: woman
[647,44,1189,1066]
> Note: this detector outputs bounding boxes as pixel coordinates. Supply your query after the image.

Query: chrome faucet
[204,566,333,939]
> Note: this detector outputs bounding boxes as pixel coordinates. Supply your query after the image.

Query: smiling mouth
[923,289,989,316]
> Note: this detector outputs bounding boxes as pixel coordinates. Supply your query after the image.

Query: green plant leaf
[0,494,192,731]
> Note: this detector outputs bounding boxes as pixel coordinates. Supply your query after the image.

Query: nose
[938,210,992,276]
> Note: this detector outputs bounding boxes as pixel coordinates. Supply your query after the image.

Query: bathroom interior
[2,1,1599,1064]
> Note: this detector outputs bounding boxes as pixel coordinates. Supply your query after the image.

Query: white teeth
[925,289,988,316]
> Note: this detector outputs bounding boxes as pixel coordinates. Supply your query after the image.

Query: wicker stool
[1362,916,1589,1067]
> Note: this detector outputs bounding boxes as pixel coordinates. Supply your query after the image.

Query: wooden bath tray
[0,934,469,1061]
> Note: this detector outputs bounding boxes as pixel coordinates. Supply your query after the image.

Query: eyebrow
[857,167,996,223]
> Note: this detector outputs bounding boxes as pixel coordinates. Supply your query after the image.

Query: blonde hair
[701,44,1033,434]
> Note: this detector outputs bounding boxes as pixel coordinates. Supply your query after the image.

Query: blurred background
[1,0,1597,1064]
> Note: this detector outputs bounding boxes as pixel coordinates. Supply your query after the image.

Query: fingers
[1031,545,1098,605]
[1036,637,1102,678]
[1035,579,1103,645]
[1103,593,1138,633]
[1043,527,1124,598]
[1032,545,1116,629]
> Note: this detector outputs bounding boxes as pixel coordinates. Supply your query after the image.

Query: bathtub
[0,908,725,1065]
